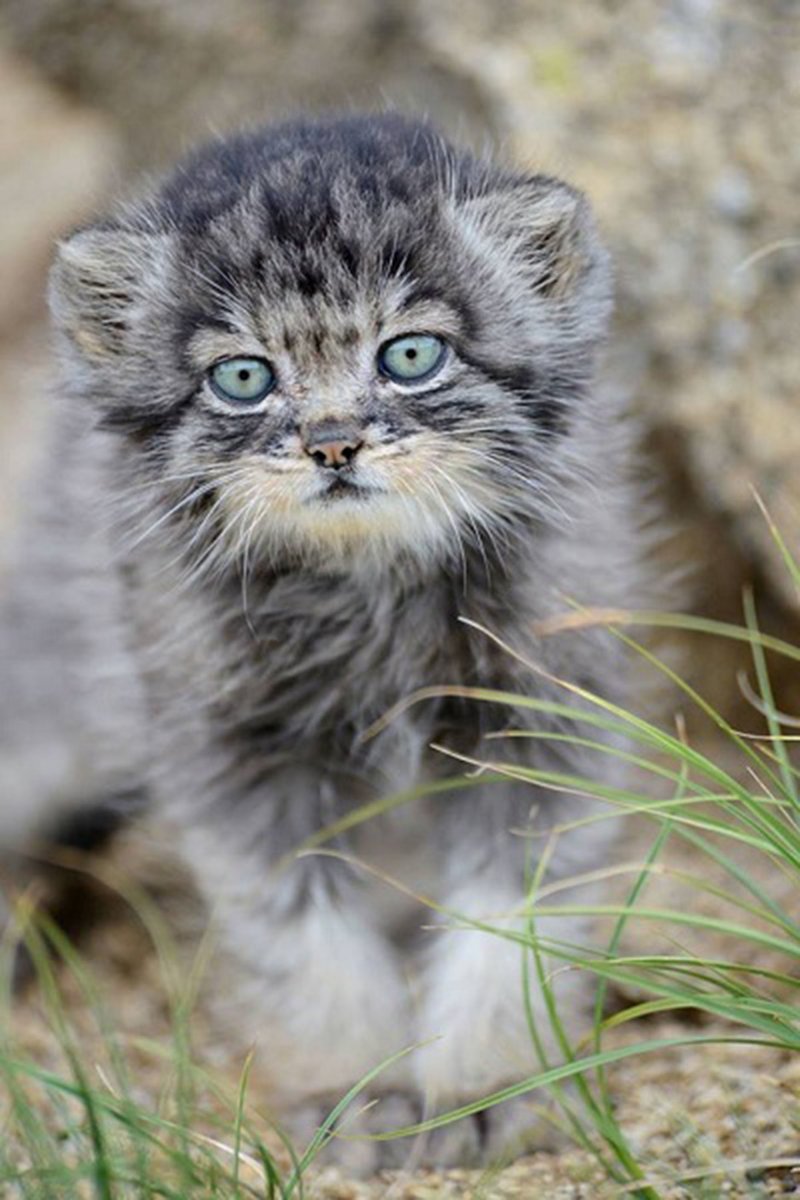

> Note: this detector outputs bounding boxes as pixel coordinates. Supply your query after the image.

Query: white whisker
[120,480,219,553]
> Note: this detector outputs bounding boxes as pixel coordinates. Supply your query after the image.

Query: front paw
[283,1089,422,1177]
[282,1089,559,1175]
[417,1093,561,1168]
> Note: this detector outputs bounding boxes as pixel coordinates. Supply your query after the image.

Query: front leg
[165,765,417,1171]
[414,775,611,1166]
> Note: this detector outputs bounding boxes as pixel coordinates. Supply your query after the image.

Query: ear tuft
[49,227,169,361]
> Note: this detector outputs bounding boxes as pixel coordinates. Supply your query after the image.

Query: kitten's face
[51,116,611,576]
[179,284,487,569]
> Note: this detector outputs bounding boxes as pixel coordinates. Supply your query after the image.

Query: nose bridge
[301,383,358,424]
[298,373,366,465]
[303,412,363,444]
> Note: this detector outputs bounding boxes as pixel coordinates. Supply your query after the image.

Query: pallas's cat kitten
[0,113,642,1170]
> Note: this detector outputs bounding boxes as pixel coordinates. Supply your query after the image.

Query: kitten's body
[0,114,642,1169]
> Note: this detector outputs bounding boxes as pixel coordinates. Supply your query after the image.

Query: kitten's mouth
[313,475,376,503]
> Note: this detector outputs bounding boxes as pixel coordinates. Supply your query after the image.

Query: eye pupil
[238,369,250,381]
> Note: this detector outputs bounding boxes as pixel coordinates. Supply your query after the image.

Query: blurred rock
[0,0,496,169]
[711,168,757,223]
[0,43,117,560]
[0,45,117,332]
[417,0,800,613]
[0,0,798,614]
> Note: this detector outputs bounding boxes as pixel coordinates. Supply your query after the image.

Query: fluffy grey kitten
[0,113,642,1170]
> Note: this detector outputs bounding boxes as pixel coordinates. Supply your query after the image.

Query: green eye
[378,334,447,383]
[209,357,275,405]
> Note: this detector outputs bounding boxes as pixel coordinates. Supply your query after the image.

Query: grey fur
[1,113,644,1170]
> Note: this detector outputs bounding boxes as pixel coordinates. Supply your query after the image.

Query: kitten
[1,112,642,1171]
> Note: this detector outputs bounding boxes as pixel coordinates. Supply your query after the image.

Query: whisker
[426,461,496,583]
[119,480,220,553]
[415,471,468,586]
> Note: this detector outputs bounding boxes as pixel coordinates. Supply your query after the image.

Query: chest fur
[247,576,464,749]
[139,559,495,763]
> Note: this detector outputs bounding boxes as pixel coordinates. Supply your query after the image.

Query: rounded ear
[49,227,172,362]
[454,173,612,318]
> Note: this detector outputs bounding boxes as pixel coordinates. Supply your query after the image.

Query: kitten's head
[50,113,612,577]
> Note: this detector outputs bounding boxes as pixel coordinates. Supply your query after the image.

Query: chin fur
[215,464,461,575]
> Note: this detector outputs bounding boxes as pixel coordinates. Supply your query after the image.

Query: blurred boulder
[418,0,800,614]
[0,0,496,169]
[0,43,117,548]
[0,44,116,332]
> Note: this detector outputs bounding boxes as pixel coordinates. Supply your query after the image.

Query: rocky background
[1,0,798,627]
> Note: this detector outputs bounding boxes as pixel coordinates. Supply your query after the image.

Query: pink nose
[303,427,364,469]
